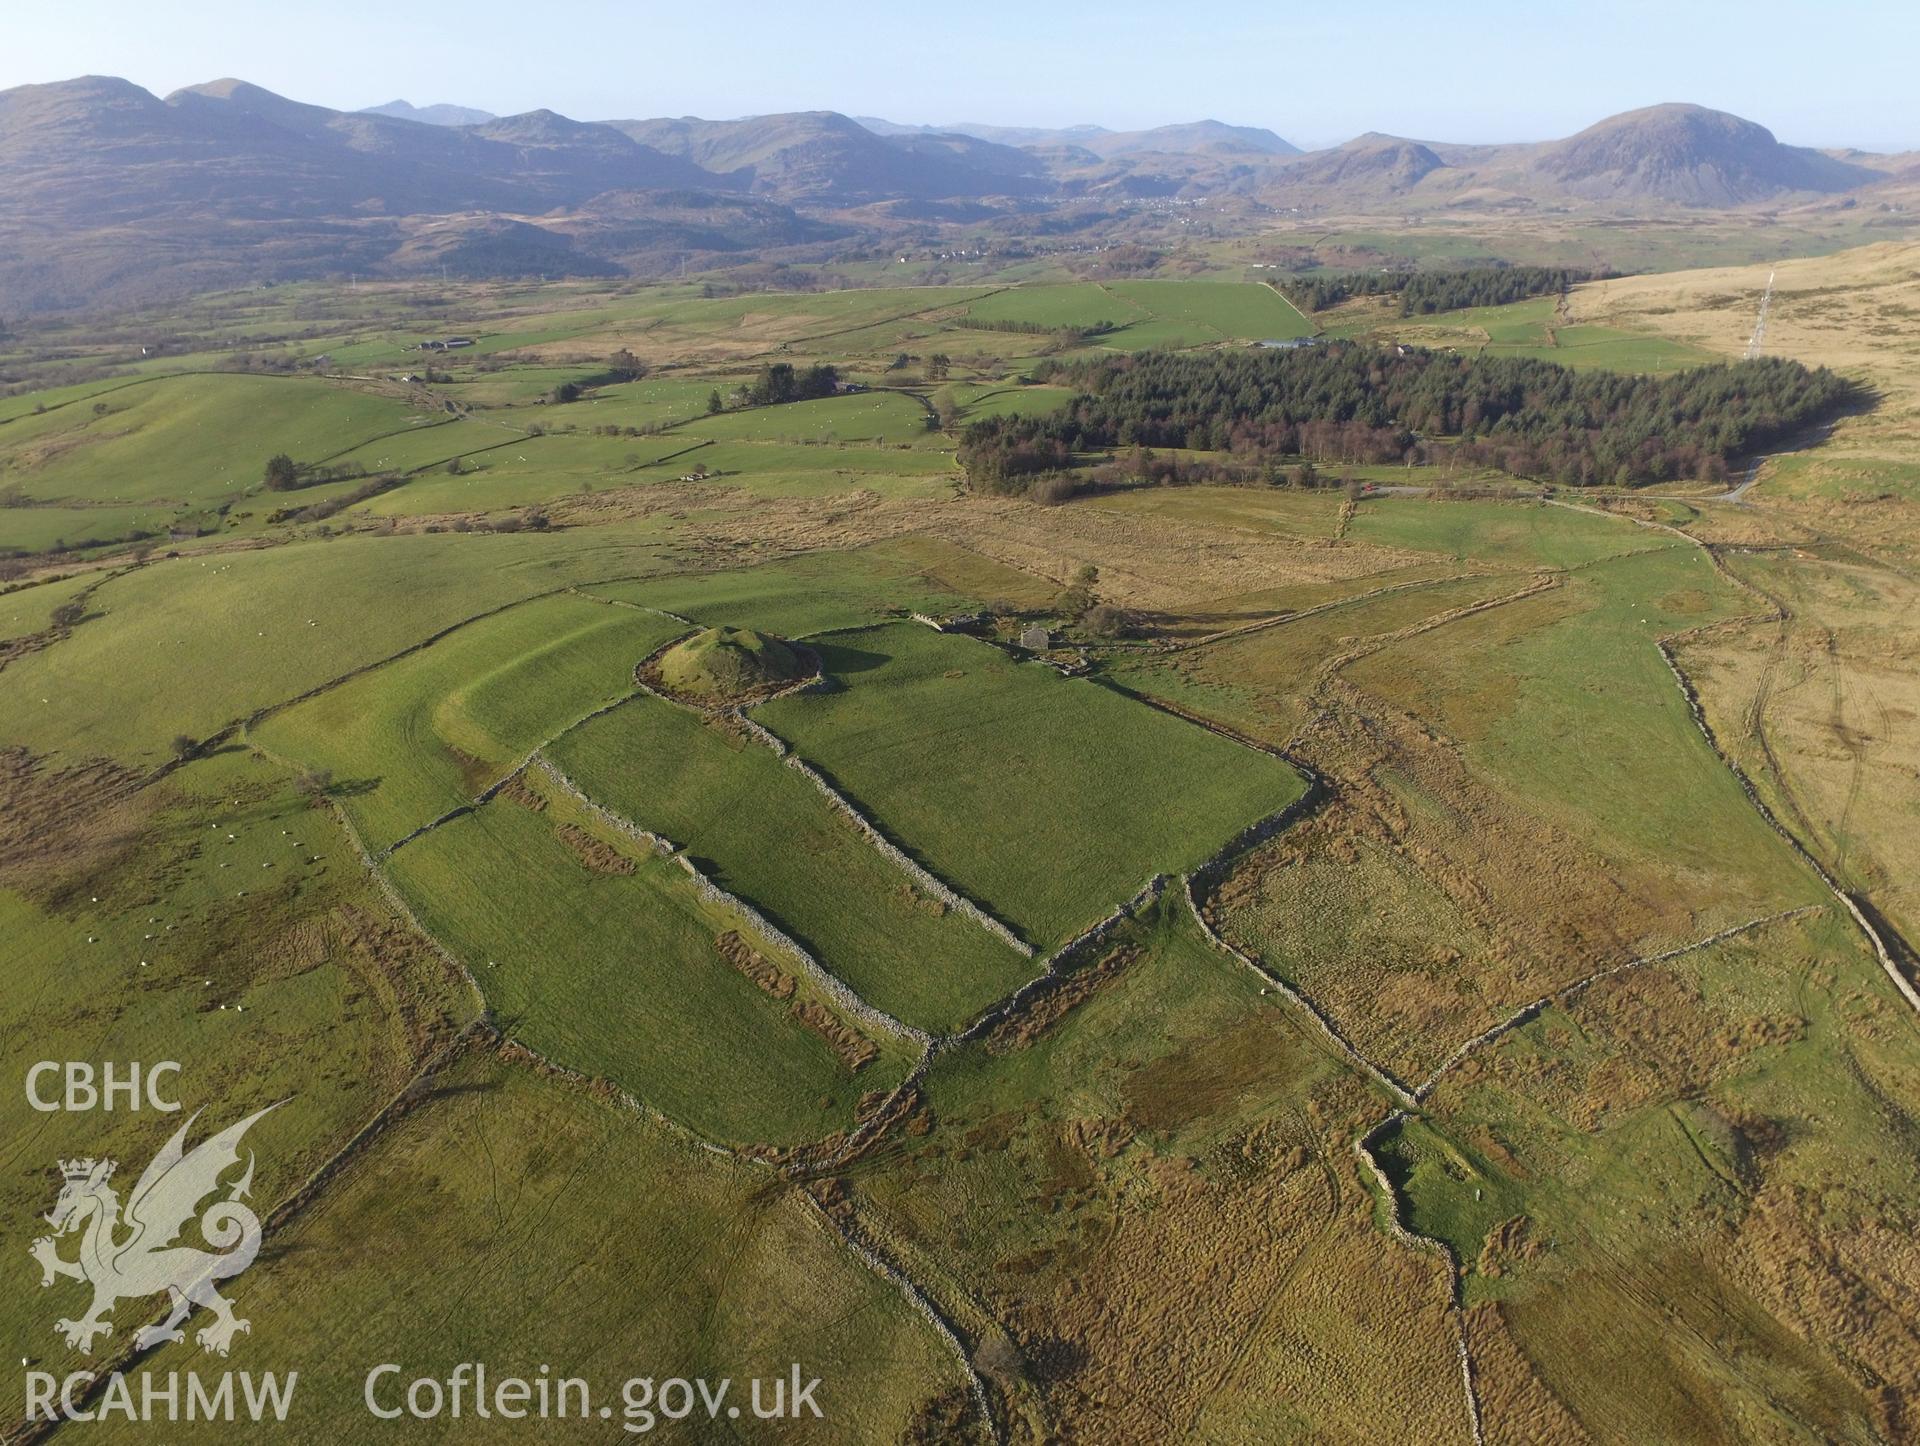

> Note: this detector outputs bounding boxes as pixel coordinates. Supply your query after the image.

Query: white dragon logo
[28,1104,279,1357]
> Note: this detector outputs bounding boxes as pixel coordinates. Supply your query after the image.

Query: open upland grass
[355,429,701,516]
[1404,909,1920,1441]
[552,285,998,367]
[0,504,175,555]
[959,279,1313,348]
[1109,571,1532,752]
[7,263,1920,1444]
[961,283,1147,332]
[637,439,960,502]
[1575,241,1920,532]
[1327,295,1714,373]
[1678,546,1920,954]
[255,592,683,849]
[925,491,1417,613]
[319,415,525,477]
[385,773,907,1142]
[1347,545,1822,923]
[849,898,1469,1442]
[549,692,1034,1032]
[758,622,1306,944]
[1078,483,1343,542]
[74,1047,967,1442]
[538,374,733,431]
[1104,279,1316,341]
[951,384,1075,422]
[0,571,96,641]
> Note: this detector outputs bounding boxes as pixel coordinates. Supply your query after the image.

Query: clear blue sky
[7,0,1916,151]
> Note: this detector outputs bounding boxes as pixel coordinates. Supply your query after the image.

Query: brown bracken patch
[716,929,796,999]
[493,772,547,812]
[984,944,1139,1054]
[553,822,635,875]
[792,999,880,1073]
[0,746,151,907]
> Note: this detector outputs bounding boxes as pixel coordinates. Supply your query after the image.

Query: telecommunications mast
[1746,269,1776,359]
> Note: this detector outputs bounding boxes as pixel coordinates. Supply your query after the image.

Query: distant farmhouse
[416,336,475,352]
[1257,336,1320,350]
[1019,624,1052,651]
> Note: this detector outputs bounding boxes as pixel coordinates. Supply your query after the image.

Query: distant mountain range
[602,111,1049,199]
[361,99,496,128]
[859,117,1302,160]
[0,77,1907,312]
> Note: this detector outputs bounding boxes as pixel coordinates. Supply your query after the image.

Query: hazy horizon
[6,0,1918,153]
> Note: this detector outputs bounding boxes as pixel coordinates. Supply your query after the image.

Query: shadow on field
[807,642,890,676]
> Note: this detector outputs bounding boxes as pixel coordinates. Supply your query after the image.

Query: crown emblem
[58,1158,111,1182]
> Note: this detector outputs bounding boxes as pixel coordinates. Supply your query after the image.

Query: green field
[759,622,1306,943]
[0,503,175,553]
[0,527,675,763]
[255,592,682,849]
[550,691,1036,1031]
[958,280,1313,347]
[0,748,477,1355]
[1346,496,1669,568]
[1104,280,1315,341]
[539,374,733,430]
[0,571,96,639]
[960,283,1145,331]
[386,775,910,1143]
[587,544,988,637]
[0,372,432,507]
[950,384,1076,422]
[1332,295,1717,372]
[321,415,526,476]
[684,391,940,446]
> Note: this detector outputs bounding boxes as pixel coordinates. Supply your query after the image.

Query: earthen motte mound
[656,626,807,699]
